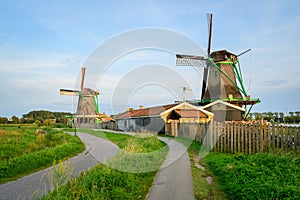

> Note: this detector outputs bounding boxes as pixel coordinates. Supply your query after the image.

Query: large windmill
[176,13,260,118]
[60,67,107,125]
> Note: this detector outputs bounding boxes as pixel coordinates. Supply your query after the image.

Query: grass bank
[0,127,84,183]
[43,130,168,199]
[180,136,300,199]
[202,152,300,199]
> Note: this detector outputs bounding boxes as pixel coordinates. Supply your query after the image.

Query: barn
[115,102,213,133]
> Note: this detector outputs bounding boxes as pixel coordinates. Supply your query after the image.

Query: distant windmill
[60,67,102,124]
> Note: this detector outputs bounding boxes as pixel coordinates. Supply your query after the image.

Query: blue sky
[0,0,300,117]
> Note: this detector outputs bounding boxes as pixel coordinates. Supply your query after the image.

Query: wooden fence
[172,121,300,154]
[166,122,209,142]
[211,121,300,154]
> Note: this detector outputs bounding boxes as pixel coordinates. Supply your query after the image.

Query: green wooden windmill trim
[79,92,100,115]
[214,58,248,97]
[207,58,248,97]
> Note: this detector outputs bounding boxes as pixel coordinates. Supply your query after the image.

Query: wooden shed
[201,100,245,121]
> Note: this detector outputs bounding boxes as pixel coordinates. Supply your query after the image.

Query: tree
[279,112,284,123]
[289,112,295,123]
[11,116,19,124]
[248,113,253,120]
[267,112,274,121]
[295,111,300,123]
[0,117,8,124]
[22,110,71,124]
[254,112,262,120]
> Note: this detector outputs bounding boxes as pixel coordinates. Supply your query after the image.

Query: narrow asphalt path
[147,137,195,200]
[0,132,119,200]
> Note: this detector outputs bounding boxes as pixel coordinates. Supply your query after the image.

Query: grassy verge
[43,130,168,199]
[202,152,300,199]
[185,140,227,200]
[0,127,84,183]
[161,135,300,199]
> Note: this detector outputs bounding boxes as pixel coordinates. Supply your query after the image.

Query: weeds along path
[147,137,194,200]
[0,132,119,200]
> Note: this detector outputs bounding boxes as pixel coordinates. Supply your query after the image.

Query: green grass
[203,152,300,199]
[186,140,227,200]
[43,130,168,199]
[0,127,84,183]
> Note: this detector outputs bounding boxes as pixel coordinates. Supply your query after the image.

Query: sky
[0,0,300,117]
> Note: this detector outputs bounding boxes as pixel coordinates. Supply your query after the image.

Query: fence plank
[244,124,247,154]
[278,126,284,149]
[231,123,234,153]
[258,122,261,152]
[234,123,237,153]
[295,127,300,152]
[237,123,240,153]
[267,124,270,153]
[285,126,289,152]
[248,124,251,154]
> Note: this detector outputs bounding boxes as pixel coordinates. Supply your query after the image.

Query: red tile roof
[117,103,179,119]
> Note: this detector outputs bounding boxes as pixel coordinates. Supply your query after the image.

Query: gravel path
[0,132,119,200]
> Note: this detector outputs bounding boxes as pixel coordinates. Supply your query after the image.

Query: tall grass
[43,131,168,199]
[0,127,84,183]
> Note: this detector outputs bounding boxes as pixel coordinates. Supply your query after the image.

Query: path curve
[147,137,195,200]
[0,132,119,200]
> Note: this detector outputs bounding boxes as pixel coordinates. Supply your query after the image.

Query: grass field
[43,130,168,199]
[0,127,84,183]
[202,152,300,199]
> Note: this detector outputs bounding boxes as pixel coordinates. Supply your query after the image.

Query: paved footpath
[147,137,195,200]
[0,132,119,200]
[0,131,195,200]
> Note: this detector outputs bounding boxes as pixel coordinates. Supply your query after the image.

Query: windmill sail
[60,89,79,96]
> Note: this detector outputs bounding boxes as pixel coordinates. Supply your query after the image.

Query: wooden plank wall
[211,121,300,154]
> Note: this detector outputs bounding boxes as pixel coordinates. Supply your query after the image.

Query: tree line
[249,111,300,123]
[0,110,71,124]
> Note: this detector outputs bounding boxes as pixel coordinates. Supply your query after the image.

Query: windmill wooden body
[202,50,243,102]
[60,67,109,126]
